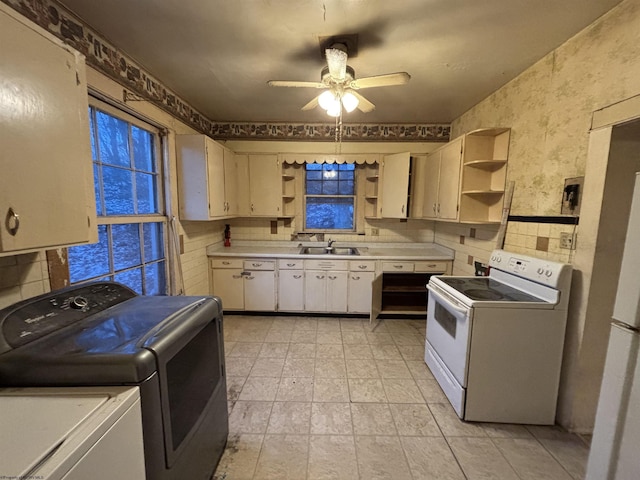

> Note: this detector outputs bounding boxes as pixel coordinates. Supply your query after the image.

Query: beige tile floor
[213,315,591,480]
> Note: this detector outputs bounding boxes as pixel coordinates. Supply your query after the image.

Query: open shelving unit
[281,163,299,217]
[459,128,510,223]
[364,163,380,219]
[380,273,430,314]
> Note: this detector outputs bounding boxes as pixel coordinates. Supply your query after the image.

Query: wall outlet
[371,228,379,236]
[560,232,577,249]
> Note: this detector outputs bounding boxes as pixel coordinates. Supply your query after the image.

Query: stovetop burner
[437,276,547,303]
[464,289,504,301]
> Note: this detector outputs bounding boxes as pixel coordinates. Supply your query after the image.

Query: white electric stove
[425,249,572,424]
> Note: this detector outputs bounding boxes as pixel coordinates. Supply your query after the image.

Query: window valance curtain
[280,154,379,165]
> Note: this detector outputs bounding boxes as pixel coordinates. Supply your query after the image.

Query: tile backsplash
[0,252,51,310]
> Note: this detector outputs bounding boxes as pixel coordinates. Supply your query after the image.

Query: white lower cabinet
[303,259,349,313]
[278,270,305,311]
[210,258,276,311]
[348,271,375,313]
[244,270,276,311]
[348,260,377,314]
[243,260,276,311]
[210,259,245,310]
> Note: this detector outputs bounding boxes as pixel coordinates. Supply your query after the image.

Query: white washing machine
[0,386,145,480]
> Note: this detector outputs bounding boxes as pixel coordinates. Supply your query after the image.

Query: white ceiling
[59,0,622,124]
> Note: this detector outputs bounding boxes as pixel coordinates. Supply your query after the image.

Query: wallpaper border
[3,0,451,143]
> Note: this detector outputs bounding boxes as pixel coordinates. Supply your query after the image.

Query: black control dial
[70,296,89,310]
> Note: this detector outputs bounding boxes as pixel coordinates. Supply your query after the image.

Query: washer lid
[0,392,108,477]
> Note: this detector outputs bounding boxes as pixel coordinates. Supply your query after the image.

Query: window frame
[63,97,171,295]
[303,163,357,233]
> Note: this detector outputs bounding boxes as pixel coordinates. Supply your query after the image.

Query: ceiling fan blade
[301,95,319,111]
[351,72,411,89]
[325,47,348,80]
[351,91,375,113]
[267,80,325,88]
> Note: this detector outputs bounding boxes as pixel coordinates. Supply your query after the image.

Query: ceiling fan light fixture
[341,91,359,113]
[318,89,338,110]
[326,102,341,117]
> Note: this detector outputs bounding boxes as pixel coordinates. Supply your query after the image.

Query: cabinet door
[223,149,238,216]
[249,155,282,216]
[379,152,411,218]
[244,270,276,311]
[348,271,375,313]
[206,139,227,218]
[422,151,441,220]
[278,270,305,311]
[409,155,426,219]
[326,271,348,313]
[212,268,245,310]
[0,7,95,253]
[235,154,251,216]
[304,271,327,312]
[438,137,463,220]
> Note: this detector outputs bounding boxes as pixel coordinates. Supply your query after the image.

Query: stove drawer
[425,342,465,418]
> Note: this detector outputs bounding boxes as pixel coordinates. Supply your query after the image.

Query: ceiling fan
[267,43,411,116]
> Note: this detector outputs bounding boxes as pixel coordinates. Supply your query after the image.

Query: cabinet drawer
[414,261,449,273]
[211,258,243,269]
[278,259,304,270]
[349,261,376,272]
[244,260,276,271]
[382,262,414,272]
[305,260,348,271]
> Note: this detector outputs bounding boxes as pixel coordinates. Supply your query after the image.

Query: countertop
[206,241,454,261]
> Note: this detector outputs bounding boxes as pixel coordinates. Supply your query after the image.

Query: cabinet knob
[287,263,295,267]
[252,263,262,267]
[358,265,367,269]
[5,208,19,236]
[328,275,337,280]
[352,275,360,280]
[222,261,230,265]
[316,275,325,279]
[293,275,302,279]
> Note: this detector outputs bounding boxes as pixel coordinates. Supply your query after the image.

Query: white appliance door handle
[428,286,468,315]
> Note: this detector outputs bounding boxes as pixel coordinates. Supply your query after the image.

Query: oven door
[426,284,473,387]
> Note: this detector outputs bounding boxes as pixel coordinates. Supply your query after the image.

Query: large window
[304,163,355,231]
[67,101,168,295]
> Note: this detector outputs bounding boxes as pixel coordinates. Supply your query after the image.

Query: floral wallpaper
[1,0,450,142]
[452,0,640,216]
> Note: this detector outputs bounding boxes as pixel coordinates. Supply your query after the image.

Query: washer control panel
[0,282,136,350]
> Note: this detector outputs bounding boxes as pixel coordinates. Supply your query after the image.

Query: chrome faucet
[327,238,335,248]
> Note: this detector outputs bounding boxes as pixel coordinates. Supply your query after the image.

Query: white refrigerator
[586,172,640,479]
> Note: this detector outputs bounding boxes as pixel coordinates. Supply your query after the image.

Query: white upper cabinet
[379,152,411,218]
[176,135,237,220]
[238,154,283,217]
[0,4,96,255]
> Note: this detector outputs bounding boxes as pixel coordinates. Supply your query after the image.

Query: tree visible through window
[67,102,168,295]
[305,163,355,230]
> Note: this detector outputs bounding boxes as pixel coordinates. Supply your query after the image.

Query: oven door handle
[428,286,469,315]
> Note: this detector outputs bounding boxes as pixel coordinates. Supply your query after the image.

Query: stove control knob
[537,267,544,274]
[545,270,553,277]
[70,296,88,310]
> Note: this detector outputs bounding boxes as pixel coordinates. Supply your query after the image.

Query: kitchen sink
[299,246,360,255]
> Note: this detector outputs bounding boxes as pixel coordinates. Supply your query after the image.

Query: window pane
[115,268,143,295]
[68,225,110,282]
[338,170,354,181]
[322,180,338,195]
[306,170,322,180]
[338,180,355,195]
[112,224,141,270]
[136,172,158,214]
[96,110,130,167]
[306,180,322,195]
[143,223,164,262]
[132,126,154,172]
[103,166,134,215]
[145,261,166,295]
[306,197,354,230]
